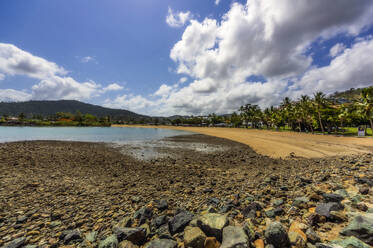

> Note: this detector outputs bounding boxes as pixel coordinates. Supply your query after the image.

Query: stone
[323,193,344,203]
[340,214,373,245]
[288,221,307,247]
[63,229,82,244]
[204,237,220,248]
[152,215,168,228]
[155,199,168,211]
[3,237,26,248]
[220,226,249,248]
[332,236,371,248]
[254,239,265,248]
[144,239,178,248]
[119,240,139,248]
[115,217,132,229]
[184,226,206,248]
[133,207,153,225]
[113,227,147,245]
[86,231,98,243]
[306,228,320,244]
[315,202,343,219]
[16,215,27,224]
[243,219,255,242]
[264,222,290,248]
[359,186,369,195]
[292,197,309,208]
[99,234,119,248]
[273,199,284,207]
[154,224,173,239]
[168,210,193,235]
[197,213,228,242]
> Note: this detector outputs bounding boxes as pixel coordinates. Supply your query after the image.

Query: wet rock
[168,210,193,235]
[63,229,82,244]
[264,222,290,248]
[323,193,344,203]
[340,214,373,245]
[315,202,343,219]
[99,234,119,248]
[3,237,26,248]
[113,227,147,245]
[220,226,249,248]
[332,236,371,248]
[184,226,206,248]
[155,199,168,211]
[197,213,228,242]
[144,239,177,248]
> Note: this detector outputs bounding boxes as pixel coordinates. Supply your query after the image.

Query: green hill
[0,100,148,121]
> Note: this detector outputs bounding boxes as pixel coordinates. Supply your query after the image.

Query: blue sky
[1,0,373,116]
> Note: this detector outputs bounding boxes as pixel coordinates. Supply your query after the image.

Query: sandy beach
[113,125,373,159]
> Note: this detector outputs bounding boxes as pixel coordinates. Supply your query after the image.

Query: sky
[1,0,373,116]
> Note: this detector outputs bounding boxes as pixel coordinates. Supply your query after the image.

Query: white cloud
[0,89,31,102]
[215,0,221,5]
[102,83,124,92]
[154,84,173,97]
[80,56,95,63]
[0,73,4,81]
[329,43,346,57]
[166,7,192,28]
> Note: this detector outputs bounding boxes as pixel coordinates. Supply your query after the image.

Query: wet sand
[113,125,373,159]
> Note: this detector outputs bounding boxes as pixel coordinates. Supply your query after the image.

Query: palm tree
[313,92,328,133]
[356,87,373,132]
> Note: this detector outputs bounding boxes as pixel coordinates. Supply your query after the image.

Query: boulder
[220,226,249,248]
[316,202,343,219]
[168,210,193,235]
[332,236,371,248]
[184,226,206,248]
[113,227,147,245]
[264,222,290,248]
[340,214,373,245]
[144,239,177,248]
[197,213,228,242]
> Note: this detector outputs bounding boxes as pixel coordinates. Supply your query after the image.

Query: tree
[19,112,26,120]
[313,92,328,133]
[356,86,373,132]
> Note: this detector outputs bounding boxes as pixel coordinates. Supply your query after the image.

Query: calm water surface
[0,126,194,143]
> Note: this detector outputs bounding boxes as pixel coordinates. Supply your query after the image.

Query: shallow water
[0,126,194,143]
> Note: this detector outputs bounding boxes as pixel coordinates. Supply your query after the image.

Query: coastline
[0,135,372,247]
[112,124,373,159]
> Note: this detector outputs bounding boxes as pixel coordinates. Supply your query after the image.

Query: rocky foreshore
[0,134,372,248]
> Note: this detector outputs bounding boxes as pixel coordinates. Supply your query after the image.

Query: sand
[113,125,373,158]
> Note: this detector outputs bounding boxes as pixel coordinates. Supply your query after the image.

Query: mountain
[329,86,372,103]
[0,100,148,121]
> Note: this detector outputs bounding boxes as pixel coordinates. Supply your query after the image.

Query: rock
[50,210,63,220]
[16,215,27,224]
[168,210,193,235]
[119,240,139,248]
[204,237,220,248]
[323,193,344,203]
[306,228,320,244]
[115,217,132,229]
[315,202,343,219]
[155,199,168,211]
[184,226,206,248]
[86,231,98,243]
[243,219,255,242]
[340,214,373,245]
[332,236,371,248]
[63,229,82,244]
[288,221,307,247]
[293,197,309,208]
[152,215,168,228]
[254,239,265,248]
[197,213,228,242]
[133,207,153,225]
[329,211,348,222]
[143,239,177,248]
[335,189,349,198]
[220,226,249,248]
[273,199,284,207]
[99,234,119,248]
[359,186,369,195]
[131,196,141,203]
[3,237,26,248]
[154,224,173,239]
[264,222,290,248]
[113,227,147,245]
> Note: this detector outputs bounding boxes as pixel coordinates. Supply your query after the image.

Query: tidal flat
[0,134,372,247]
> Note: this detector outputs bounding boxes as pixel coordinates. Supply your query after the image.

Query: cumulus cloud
[166,7,192,28]
[329,43,346,57]
[0,89,31,102]
[0,43,116,102]
[102,83,124,92]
